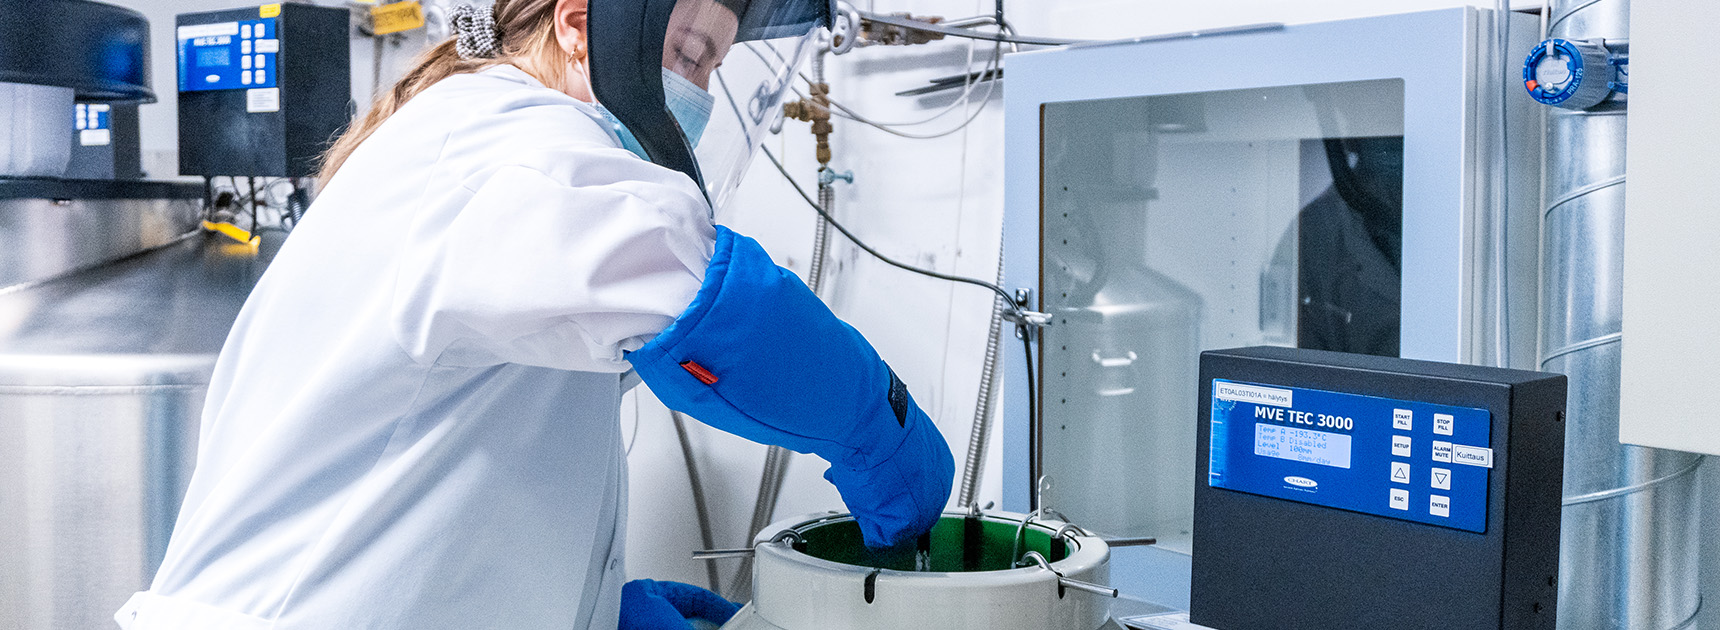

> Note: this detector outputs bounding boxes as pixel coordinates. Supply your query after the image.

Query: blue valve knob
[1524,38,1620,110]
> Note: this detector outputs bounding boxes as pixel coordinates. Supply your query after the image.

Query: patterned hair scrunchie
[449,4,500,59]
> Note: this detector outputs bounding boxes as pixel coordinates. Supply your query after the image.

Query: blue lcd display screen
[1254,423,1352,468]
[197,47,232,68]
[177,18,279,92]
[1208,379,1493,533]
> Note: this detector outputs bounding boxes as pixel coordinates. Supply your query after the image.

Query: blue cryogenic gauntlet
[619,580,739,630]
[629,226,954,548]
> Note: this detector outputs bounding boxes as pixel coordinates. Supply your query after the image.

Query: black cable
[203,176,214,221]
[286,179,309,227]
[760,146,1020,313]
[763,144,1045,511]
[1018,322,1037,507]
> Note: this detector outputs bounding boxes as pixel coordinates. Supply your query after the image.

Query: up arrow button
[1452,445,1494,468]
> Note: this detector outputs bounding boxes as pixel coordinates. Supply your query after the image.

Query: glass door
[1037,79,1406,551]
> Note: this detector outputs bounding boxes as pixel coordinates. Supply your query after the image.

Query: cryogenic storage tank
[0,227,269,630]
[719,511,1127,630]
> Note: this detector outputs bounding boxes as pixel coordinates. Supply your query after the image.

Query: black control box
[1191,346,1565,630]
[177,4,350,177]
[67,103,143,180]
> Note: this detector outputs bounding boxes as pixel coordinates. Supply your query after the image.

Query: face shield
[589,0,829,211]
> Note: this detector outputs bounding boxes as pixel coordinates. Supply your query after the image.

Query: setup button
[1430,495,1451,518]
[1391,435,1413,458]
[1390,488,1410,511]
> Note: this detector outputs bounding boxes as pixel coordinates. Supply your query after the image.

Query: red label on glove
[679,360,719,385]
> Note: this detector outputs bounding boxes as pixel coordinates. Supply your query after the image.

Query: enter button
[1430,495,1451,518]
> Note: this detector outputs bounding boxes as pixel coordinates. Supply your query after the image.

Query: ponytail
[317,0,568,184]
[317,40,487,183]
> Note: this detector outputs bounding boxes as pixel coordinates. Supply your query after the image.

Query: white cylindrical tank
[0,82,73,178]
[722,511,1124,630]
[0,211,266,629]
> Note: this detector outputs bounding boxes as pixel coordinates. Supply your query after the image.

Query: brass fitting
[783,82,835,166]
[861,13,947,47]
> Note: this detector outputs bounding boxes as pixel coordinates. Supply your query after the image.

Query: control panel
[75,104,111,147]
[1192,346,1566,630]
[177,18,279,92]
[176,4,349,178]
[1207,379,1492,532]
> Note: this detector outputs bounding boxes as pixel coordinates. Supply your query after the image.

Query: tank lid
[0,353,216,387]
[0,0,155,102]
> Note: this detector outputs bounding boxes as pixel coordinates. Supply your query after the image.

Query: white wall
[641,0,1523,591]
[118,0,1705,614]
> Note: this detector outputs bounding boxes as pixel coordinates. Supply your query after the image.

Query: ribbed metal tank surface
[1541,1,1705,628]
[0,236,270,630]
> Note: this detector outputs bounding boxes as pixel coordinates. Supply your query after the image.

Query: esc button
[1390,488,1410,511]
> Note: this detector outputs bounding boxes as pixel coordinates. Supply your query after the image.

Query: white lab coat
[115,65,715,630]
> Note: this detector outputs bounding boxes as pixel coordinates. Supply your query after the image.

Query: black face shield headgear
[588,0,831,206]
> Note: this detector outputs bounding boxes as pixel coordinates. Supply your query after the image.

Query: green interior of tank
[794,516,1071,572]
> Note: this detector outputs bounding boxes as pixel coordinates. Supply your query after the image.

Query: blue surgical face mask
[661,68,715,146]
[593,69,716,162]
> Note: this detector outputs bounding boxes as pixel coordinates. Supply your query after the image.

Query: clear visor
[661,0,816,210]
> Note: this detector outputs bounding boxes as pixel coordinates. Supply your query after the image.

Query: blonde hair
[317,0,576,183]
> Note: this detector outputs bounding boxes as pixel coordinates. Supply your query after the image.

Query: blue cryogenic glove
[629,226,955,548]
[619,579,740,630]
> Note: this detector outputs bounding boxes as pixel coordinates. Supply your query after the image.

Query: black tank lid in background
[0,0,154,102]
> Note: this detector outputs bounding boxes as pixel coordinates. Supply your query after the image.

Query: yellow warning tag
[372,1,427,35]
[259,3,281,18]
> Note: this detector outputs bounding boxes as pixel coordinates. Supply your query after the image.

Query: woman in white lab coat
[115,0,954,628]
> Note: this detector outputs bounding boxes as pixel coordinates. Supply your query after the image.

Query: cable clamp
[1004,309,1052,328]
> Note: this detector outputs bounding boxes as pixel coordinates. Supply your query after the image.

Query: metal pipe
[957,249,1006,507]
[1015,551,1119,598]
[1490,0,1512,368]
[810,184,833,293]
[670,411,723,593]
[728,446,787,600]
[693,548,756,561]
[1099,536,1158,548]
[1541,1,1704,628]
[857,11,1086,46]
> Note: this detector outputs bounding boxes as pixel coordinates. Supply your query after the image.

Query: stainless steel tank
[0,230,269,630]
[0,180,206,288]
